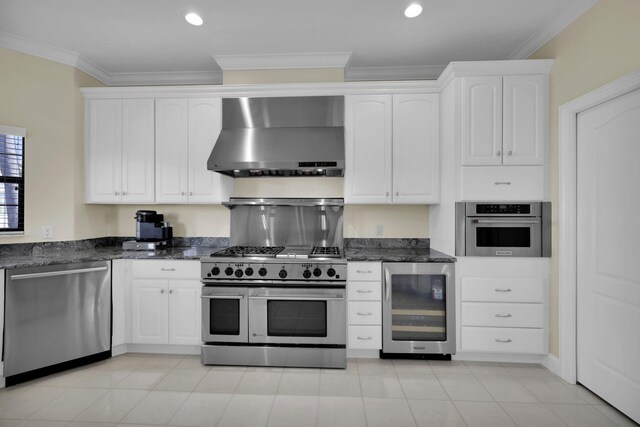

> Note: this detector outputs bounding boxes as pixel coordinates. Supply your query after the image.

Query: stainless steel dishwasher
[4,260,111,385]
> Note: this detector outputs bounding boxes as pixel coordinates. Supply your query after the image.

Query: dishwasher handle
[10,266,109,280]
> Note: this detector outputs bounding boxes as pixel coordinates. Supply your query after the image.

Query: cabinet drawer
[348,325,382,349]
[132,260,200,279]
[348,282,381,301]
[460,166,544,201]
[461,277,544,303]
[461,302,544,328]
[461,327,545,354]
[348,301,382,325]
[348,262,381,281]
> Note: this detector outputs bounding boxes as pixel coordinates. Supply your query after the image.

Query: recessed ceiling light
[185,12,203,26]
[404,3,423,18]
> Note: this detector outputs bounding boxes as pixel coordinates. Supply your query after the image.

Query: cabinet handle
[122,191,127,196]
[494,314,512,318]
[356,270,372,274]
[356,336,373,341]
[396,191,399,196]
[169,289,174,294]
[507,150,513,156]
[356,312,373,316]
[189,191,193,196]
[114,191,119,196]
[495,338,512,343]
[181,192,186,196]
[356,289,373,294]
[160,289,166,294]
[494,181,512,186]
[496,150,501,156]
[161,268,176,272]
[386,191,389,197]
[494,288,512,292]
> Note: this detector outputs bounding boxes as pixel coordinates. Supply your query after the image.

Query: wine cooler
[382,263,455,355]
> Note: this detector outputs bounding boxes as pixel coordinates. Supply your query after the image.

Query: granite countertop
[0,237,455,270]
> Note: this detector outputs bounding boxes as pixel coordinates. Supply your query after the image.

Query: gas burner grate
[309,246,342,258]
[211,246,285,257]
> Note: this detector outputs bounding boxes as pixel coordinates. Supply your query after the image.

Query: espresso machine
[123,210,173,250]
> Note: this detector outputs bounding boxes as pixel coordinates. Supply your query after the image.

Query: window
[0,125,26,233]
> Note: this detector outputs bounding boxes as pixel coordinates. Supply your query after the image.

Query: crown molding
[438,59,554,85]
[0,30,112,84]
[109,70,223,86]
[345,64,445,81]
[508,0,598,59]
[213,52,353,71]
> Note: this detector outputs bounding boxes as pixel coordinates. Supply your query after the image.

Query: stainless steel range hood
[208,96,345,177]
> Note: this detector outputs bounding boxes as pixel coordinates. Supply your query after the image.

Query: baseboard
[542,353,562,378]
[347,349,379,359]
[453,351,545,364]
[112,344,128,357]
[125,344,200,355]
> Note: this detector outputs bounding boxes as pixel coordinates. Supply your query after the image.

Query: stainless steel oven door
[248,287,346,345]
[201,286,248,343]
[465,217,542,257]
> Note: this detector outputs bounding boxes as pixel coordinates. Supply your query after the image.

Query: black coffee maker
[135,210,173,242]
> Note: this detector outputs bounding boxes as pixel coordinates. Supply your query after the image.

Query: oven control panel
[201,260,347,283]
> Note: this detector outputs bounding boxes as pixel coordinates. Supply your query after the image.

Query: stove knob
[313,268,322,277]
[279,269,288,279]
[211,267,220,276]
[302,269,312,279]
[225,267,234,276]
[327,268,336,277]
[245,267,254,277]
[235,269,243,278]
[258,267,268,277]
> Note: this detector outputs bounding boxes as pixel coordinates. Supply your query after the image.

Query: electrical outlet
[42,225,53,239]
[375,224,384,236]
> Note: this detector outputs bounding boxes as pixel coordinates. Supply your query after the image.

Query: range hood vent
[208,96,345,177]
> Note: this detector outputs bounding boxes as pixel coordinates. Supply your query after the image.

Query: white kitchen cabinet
[347,262,382,351]
[111,259,128,349]
[86,99,155,203]
[130,260,202,346]
[461,75,546,167]
[345,93,440,204]
[456,257,548,355]
[155,98,231,204]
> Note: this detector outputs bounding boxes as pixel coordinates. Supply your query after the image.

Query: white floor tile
[235,371,283,395]
[592,404,639,427]
[363,398,417,427]
[319,373,362,397]
[392,359,433,374]
[475,374,538,403]
[74,389,147,423]
[360,373,405,398]
[408,399,466,427]
[317,396,366,427]
[153,369,208,392]
[545,403,619,427]
[121,390,189,425]
[0,386,67,419]
[277,372,321,396]
[168,392,232,426]
[499,402,567,427]
[454,401,516,427]
[429,360,471,374]
[267,395,318,427]
[437,373,493,402]
[194,369,244,393]
[515,376,587,404]
[397,372,449,400]
[28,388,107,421]
[357,358,396,374]
[464,361,510,375]
[217,394,274,427]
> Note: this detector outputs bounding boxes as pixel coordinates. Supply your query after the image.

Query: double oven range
[200,198,347,369]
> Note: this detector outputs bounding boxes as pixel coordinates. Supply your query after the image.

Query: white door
[168,279,202,345]
[577,87,640,423]
[460,76,503,166]
[344,95,393,203]
[87,99,122,202]
[131,279,169,344]
[156,98,189,203]
[121,99,155,203]
[392,94,440,204]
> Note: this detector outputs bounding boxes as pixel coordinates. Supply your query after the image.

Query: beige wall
[0,47,111,243]
[529,0,640,356]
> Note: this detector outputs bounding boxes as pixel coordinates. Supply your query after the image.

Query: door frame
[558,69,640,383]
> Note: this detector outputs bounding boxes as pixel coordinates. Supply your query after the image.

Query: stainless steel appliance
[382,263,455,355]
[123,210,173,250]
[455,201,551,257]
[208,96,345,177]
[200,198,347,368]
[3,261,111,385]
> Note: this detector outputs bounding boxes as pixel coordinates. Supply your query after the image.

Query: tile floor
[0,354,636,427]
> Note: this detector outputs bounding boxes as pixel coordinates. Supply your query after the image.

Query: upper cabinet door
[187,98,231,203]
[121,99,155,203]
[345,95,393,204]
[502,75,546,166]
[87,99,122,203]
[392,94,440,204]
[156,98,189,203]
[461,76,503,166]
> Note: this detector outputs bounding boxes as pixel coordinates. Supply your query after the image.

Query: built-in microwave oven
[455,202,551,257]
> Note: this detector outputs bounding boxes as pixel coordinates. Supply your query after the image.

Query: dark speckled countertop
[0,237,455,270]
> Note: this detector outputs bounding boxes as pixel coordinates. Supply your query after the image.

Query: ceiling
[0,0,597,85]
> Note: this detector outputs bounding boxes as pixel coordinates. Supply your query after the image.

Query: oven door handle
[249,295,344,301]
[472,219,540,224]
[201,295,245,300]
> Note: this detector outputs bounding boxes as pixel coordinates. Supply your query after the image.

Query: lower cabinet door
[131,279,169,344]
[168,279,202,345]
[348,325,382,349]
[461,326,545,354]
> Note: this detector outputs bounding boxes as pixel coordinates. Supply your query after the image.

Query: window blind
[0,130,25,232]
